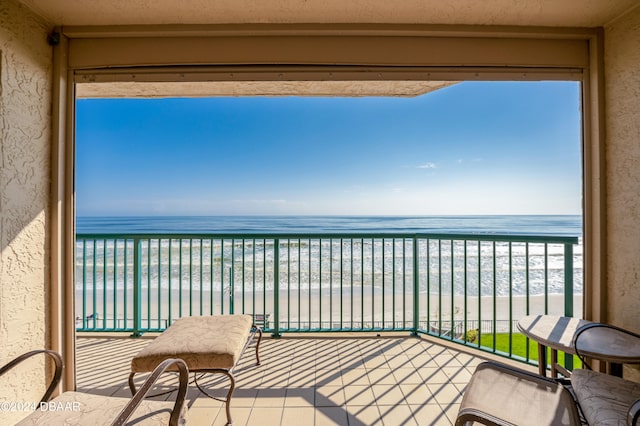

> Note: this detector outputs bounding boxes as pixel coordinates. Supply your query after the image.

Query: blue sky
[76,81,582,216]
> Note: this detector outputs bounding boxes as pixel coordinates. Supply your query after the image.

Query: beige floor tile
[374,341,396,352]
[316,357,340,370]
[281,407,316,426]
[188,394,225,408]
[344,385,377,406]
[260,370,290,388]
[410,404,452,426]
[185,407,216,426]
[400,341,430,356]
[366,368,397,385]
[363,357,389,370]
[284,387,315,407]
[392,368,424,385]
[346,404,383,426]
[341,368,370,386]
[230,388,259,408]
[235,369,264,386]
[290,357,317,367]
[371,384,406,406]
[441,366,473,384]
[288,369,316,387]
[378,404,418,426]
[408,353,436,369]
[253,388,287,407]
[186,398,222,426]
[315,348,340,357]
[338,355,365,369]
[213,407,251,426]
[315,385,346,407]
[399,383,434,406]
[315,407,349,426]
[264,359,293,372]
[384,354,412,369]
[426,383,463,405]
[338,349,364,359]
[418,366,451,384]
[423,343,449,355]
[315,369,343,387]
[442,402,462,425]
[246,407,284,426]
[433,353,464,368]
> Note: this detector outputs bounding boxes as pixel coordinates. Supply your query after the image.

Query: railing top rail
[75,232,580,245]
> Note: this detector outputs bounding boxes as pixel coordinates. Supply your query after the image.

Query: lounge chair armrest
[629,399,640,426]
[0,350,63,403]
[111,358,189,426]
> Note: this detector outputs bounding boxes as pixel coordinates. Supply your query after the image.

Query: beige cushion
[457,362,580,426]
[14,391,186,426]
[572,368,640,426]
[131,315,254,372]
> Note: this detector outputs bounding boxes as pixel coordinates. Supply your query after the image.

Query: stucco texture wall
[0,0,52,423]
[605,6,640,334]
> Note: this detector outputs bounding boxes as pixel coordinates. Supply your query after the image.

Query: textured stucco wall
[605,6,640,335]
[0,0,52,423]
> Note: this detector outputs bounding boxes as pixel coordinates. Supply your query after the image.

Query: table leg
[609,362,623,377]
[550,349,558,378]
[537,343,547,377]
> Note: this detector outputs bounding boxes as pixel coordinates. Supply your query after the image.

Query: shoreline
[75,288,582,332]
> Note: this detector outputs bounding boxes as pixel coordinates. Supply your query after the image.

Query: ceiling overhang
[17,0,640,28]
[75,80,457,98]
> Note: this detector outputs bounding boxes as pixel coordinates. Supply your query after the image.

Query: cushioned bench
[129,315,262,426]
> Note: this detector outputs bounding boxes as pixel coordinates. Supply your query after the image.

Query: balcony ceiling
[27,0,638,98]
[18,0,640,27]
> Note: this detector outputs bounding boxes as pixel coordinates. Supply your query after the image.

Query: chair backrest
[572,322,640,369]
[629,399,640,426]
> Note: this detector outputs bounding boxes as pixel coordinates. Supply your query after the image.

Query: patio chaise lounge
[1,349,189,426]
[456,323,640,426]
[129,314,263,426]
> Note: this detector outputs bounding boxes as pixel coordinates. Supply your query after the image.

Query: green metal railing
[75,232,581,367]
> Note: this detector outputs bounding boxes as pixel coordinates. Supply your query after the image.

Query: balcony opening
[71,77,585,423]
[74,79,583,364]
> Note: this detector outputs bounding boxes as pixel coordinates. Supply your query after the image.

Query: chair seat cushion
[572,369,640,426]
[131,315,254,372]
[457,362,581,426]
[14,391,184,426]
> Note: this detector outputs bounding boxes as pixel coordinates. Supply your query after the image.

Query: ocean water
[76,215,582,236]
[75,215,583,297]
[75,215,583,331]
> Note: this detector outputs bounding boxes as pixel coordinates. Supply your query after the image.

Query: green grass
[473,332,582,368]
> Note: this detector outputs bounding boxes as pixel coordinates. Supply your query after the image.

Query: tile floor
[76,333,501,425]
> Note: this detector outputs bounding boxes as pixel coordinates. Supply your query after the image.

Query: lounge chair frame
[1,350,189,426]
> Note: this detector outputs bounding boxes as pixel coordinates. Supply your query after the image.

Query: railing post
[229,266,234,314]
[564,242,574,370]
[131,238,143,337]
[81,240,87,330]
[563,243,574,318]
[412,236,419,336]
[272,238,281,338]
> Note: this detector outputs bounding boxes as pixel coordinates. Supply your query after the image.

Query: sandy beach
[75,287,582,334]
